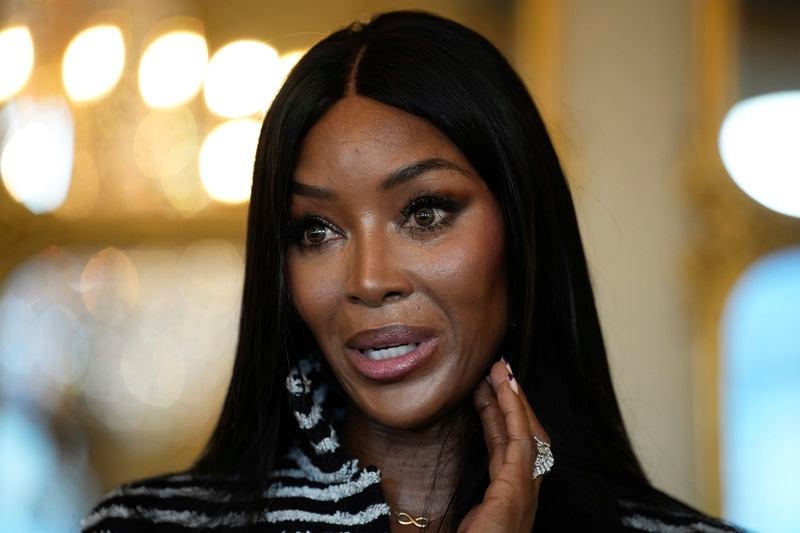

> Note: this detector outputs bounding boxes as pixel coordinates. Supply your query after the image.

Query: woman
[82,10,742,532]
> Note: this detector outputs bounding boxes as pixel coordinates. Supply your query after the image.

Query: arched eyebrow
[291,157,470,200]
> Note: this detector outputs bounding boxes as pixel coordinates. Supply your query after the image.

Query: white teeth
[362,342,418,360]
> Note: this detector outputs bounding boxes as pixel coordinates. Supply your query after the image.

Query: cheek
[286,252,341,332]
[421,208,507,320]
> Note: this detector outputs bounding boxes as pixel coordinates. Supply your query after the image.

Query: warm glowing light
[278,49,304,81]
[133,108,209,214]
[250,49,305,116]
[62,25,125,102]
[719,91,800,218]
[54,150,100,220]
[203,40,279,118]
[133,108,198,180]
[139,31,207,108]
[0,98,74,214]
[179,239,244,308]
[156,168,210,214]
[0,26,34,101]
[199,119,260,203]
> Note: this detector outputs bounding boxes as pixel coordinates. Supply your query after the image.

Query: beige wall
[537,0,700,508]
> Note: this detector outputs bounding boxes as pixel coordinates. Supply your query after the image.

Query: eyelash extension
[399,193,461,236]
[284,193,462,250]
[281,215,339,249]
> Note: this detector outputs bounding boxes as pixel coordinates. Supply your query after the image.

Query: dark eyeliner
[400,193,463,234]
[285,193,462,248]
[400,193,459,218]
[282,214,338,249]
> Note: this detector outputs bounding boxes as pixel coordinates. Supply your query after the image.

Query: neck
[341,404,469,527]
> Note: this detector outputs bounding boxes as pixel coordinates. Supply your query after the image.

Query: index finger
[487,361,535,488]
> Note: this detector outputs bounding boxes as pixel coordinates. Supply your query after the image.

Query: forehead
[294,95,470,182]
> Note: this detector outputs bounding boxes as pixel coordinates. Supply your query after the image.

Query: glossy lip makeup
[345,324,439,382]
[346,337,439,382]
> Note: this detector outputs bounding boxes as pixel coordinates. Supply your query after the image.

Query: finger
[502,356,546,440]
[511,371,549,495]
[472,378,507,479]
[488,360,535,490]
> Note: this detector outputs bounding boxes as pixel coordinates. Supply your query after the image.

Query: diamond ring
[532,435,554,479]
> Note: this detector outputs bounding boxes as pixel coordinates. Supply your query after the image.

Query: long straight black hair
[193,9,690,531]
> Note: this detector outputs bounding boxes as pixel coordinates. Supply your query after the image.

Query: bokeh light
[138,31,207,108]
[91,114,146,215]
[81,324,149,435]
[62,25,125,103]
[120,327,186,408]
[133,108,197,180]
[0,405,88,531]
[0,242,242,446]
[156,165,211,214]
[31,304,89,389]
[277,49,304,84]
[198,119,260,203]
[0,246,84,406]
[80,248,140,326]
[53,150,101,220]
[0,97,74,214]
[0,26,34,102]
[719,91,800,218]
[203,40,280,118]
[132,108,209,213]
[721,247,800,532]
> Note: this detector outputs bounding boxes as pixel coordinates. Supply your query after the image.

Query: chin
[352,383,466,432]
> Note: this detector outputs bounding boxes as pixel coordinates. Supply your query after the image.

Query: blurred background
[0,0,798,531]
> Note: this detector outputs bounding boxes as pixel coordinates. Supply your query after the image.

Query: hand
[457,359,550,532]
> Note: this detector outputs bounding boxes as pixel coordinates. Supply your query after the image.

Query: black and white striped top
[80,357,742,532]
[81,357,392,532]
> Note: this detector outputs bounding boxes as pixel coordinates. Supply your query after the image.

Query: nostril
[343,267,413,306]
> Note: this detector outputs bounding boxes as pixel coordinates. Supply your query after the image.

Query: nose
[344,228,413,307]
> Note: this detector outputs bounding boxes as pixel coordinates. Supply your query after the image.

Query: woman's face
[286,95,508,430]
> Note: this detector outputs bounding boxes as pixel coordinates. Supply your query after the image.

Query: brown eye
[413,207,435,226]
[305,225,327,243]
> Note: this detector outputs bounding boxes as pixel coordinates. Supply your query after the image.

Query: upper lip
[345,324,436,351]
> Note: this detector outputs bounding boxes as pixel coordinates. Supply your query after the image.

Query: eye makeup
[283,191,464,250]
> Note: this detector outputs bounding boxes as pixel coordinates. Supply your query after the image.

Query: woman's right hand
[457,359,550,532]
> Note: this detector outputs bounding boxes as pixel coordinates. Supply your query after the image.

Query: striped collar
[273,356,393,530]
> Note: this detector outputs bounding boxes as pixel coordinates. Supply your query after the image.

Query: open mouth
[358,342,419,360]
[347,336,438,382]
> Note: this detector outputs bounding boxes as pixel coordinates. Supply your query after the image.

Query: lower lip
[347,337,439,382]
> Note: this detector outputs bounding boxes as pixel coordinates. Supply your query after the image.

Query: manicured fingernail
[501,356,513,376]
[507,373,519,395]
[484,374,492,386]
